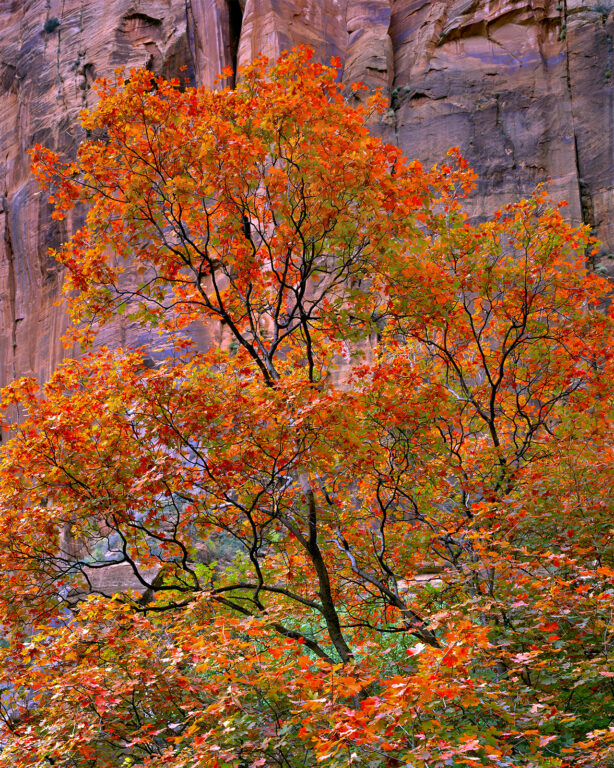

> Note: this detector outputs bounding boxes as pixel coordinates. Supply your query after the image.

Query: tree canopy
[0,47,612,767]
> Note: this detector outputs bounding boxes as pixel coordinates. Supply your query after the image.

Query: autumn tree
[0,48,612,767]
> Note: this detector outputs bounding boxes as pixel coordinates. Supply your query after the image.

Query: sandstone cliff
[1,0,612,389]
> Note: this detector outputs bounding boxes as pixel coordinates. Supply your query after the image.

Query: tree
[0,47,612,767]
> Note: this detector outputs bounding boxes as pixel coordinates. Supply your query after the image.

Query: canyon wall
[0,0,612,388]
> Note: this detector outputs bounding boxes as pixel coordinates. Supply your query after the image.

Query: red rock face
[0,0,194,389]
[0,0,612,389]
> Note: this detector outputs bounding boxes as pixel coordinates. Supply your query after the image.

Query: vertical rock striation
[0,0,612,389]
[0,0,193,388]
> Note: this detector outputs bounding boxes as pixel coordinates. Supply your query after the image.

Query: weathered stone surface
[189,0,237,88]
[0,0,612,394]
[0,0,194,390]
[565,3,614,273]
[390,2,577,217]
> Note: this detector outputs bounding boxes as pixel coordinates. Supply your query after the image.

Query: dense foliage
[0,48,612,767]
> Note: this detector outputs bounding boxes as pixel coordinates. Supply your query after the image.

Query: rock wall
[1,0,612,389]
